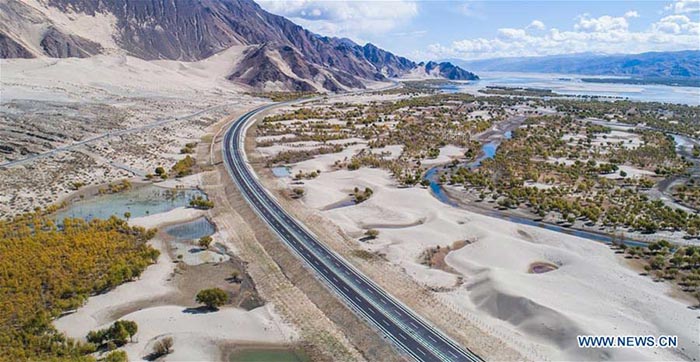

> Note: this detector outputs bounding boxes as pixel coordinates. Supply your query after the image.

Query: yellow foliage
[0,213,158,361]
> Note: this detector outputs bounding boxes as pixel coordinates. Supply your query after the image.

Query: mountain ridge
[449,50,699,79]
[0,0,478,91]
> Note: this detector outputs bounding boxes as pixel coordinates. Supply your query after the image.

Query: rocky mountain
[0,0,478,91]
[453,50,699,79]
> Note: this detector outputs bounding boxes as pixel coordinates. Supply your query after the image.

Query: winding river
[422,124,697,248]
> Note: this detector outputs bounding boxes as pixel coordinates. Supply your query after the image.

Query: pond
[271,166,291,177]
[53,185,207,222]
[164,216,216,241]
[163,217,225,265]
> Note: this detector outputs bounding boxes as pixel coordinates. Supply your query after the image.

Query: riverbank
[441,183,698,246]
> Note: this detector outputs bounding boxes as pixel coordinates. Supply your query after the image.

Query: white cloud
[527,20,546,30]
[498,28,527,39]
[666,0,700,14]
[424,10,699,60]
[654,14,699,34]
[574,14,629,32]
[257,0,418,43]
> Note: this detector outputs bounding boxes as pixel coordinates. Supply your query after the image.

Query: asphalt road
[222,103,484,362]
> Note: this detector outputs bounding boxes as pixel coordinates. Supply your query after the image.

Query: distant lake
[444,72,700,106]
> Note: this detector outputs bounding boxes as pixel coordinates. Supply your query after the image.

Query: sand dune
[280,160,699,361]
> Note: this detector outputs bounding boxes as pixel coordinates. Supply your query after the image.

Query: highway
[221,102,484,362]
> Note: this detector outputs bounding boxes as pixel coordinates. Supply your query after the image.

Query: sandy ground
[129,207,206,229]
[54,194,298,361]
[269,149,700,361]
[111,305,294,362]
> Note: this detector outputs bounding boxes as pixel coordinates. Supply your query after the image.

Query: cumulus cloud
[574,14,629,32]
[666,0,700,14]
[257,0,418,43]
[654,14,700,34]
[424,8,699,60]
[527,20,546,30]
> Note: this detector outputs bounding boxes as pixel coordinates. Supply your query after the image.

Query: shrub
[189,196,214,209]
[198,236,213,249]
[152,336,174,357]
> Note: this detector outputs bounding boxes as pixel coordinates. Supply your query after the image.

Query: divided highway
[222,103,484,362]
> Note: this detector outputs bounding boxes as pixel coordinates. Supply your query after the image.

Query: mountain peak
[0,0,479,91]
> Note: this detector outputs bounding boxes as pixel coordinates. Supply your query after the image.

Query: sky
[257,0,700,61]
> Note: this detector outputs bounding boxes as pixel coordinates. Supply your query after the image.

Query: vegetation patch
[98,179,132,195]
[420,240,468,273]
[621,241,700,304]
[0,212,158,361]
[171,155,197,178]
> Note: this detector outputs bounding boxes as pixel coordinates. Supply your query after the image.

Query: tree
[123,212,131,221]
[86,320,138,347]
[230,270,241,283]
[292,187,305,198]
[198,236,212,249]
[116,320,137,342]
[110,323,130,346]
[365,229,379,239]
[155,167,165,176]
[196,288,228,310]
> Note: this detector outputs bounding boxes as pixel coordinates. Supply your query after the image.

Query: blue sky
[257,0,700,60]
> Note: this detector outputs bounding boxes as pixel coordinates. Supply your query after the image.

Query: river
[422,119,698,247]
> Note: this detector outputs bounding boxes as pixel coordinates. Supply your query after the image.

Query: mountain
[0,0,477,91]
[451,50,699,79]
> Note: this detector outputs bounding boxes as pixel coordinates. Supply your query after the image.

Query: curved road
[222,102,483,362]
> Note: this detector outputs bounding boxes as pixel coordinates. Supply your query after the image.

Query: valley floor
[249,94,700,361]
